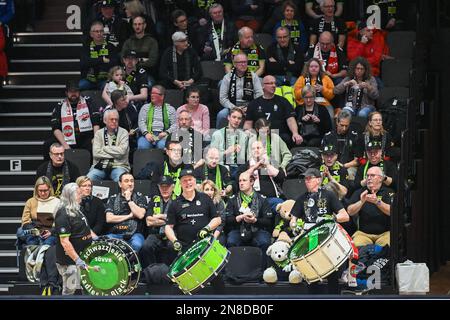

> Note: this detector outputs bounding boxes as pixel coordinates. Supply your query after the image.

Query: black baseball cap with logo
[179,168,195,179]
[158,175,174,186]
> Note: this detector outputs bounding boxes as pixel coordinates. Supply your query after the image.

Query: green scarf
[258,133,271,158]
[146,103,170,134]
[240,191,254,208]
[164,162,182,197]
[204,165,223,191]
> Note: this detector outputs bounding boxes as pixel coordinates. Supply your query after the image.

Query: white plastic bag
[396,260,429,295]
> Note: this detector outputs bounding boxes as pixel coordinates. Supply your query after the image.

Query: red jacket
[0,26,7,78]
[346,29,389,77]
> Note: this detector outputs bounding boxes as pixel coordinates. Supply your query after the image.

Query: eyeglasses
[151,92,163,96]
[234,61,247,64]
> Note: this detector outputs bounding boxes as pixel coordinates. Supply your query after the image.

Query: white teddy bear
[263,240,302,284]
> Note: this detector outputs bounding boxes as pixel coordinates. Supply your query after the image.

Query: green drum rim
[289,220,335,260]
[80,240,132,296]
[168,237,211,277]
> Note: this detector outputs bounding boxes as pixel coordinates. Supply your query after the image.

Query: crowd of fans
[13,0,409,294]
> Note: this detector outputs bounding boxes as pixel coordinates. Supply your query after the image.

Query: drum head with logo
[289,220,335,260]
[168,237,211,278]
[80,239,141,295]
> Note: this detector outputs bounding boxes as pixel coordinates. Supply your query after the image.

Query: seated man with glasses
[308,0,347,51]
[136,140,193,198]
[36,143,81,197]
[266,27,305,87]
[80,21,119,90]
[138,85,177,150]
[217,52,263,128]
[244,74,302,148]
[352,140,397,194]
[88,109,130,182]
[347,166,394,247]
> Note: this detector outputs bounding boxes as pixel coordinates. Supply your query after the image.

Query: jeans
[106,233,145,252]
[226,229,271,269]
[216,108,230,129]
[87,166,129,182]
[16,227,57,247]
[343,105,376,119]
[137,134,166,150]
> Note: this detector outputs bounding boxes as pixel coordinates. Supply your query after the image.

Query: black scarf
[303,189,323,223]
[276,43,296,81]
[346,80,364,111]
[172,47,191,81]
[305,75,324,98]
[94,129,117,171]
[228,67,254,106]
[318,17,337,34]
[45,161,70,196]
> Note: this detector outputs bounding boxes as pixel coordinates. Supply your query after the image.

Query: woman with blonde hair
[360,111,395,159]
[199,180,226,244]
[17,176,60,246]
[76,176,106,235]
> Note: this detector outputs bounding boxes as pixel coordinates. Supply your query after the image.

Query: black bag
[379,97,408,147]
[285,149,321,178]
[143,263,171,284]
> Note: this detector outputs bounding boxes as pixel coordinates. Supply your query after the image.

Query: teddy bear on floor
[273,200,301,244]
[263,240,302,284]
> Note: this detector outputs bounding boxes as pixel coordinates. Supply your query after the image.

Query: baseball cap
[321,144,337,155]
[123,50,137,59]
[301,168,322,178]
[66,81,80,91]
[179,168,195,179]
[366,140,382,151]
[172,31,188,42]
[100,0,116,7]
[158,175,174,186]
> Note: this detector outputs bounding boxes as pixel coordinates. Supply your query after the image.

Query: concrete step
[0,98,61,113]
[0,156,43,171]
[0,171,37,185]
[5,72,80,86]
[1,85,66,98]
[9,59,80,72]
[0,186,33,202]
[12,32,83,44]
[0,218,21,235]
[10,43,82,59]
[35,20,77,33]
[0,251,18,268]
[0,235,17,250]
[0,126,52,139]
[0,141,44,156]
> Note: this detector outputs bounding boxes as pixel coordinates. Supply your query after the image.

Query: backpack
[285,149,321,178]
[379,98,408,147]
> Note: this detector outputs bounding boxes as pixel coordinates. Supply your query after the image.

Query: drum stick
[88,265,101,272]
